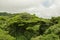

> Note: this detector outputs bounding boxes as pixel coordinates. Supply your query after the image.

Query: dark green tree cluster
[0,12,60,40]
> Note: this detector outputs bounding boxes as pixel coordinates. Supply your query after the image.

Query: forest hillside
[0,12,60,40]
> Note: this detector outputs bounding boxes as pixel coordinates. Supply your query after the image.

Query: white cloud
[0,0,60,18]
[24,0,60,18]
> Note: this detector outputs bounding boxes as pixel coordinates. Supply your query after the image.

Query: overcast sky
[0,0,60,18]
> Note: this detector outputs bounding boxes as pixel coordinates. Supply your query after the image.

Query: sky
[0,0,60,18]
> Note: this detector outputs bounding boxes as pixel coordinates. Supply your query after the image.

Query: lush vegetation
[0,12,60,40]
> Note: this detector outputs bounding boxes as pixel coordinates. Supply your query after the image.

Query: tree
[31,34,60,40]
[45,23,60,36]
[0,29,15,40]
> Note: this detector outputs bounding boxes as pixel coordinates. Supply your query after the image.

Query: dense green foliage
[0,12,60,40]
